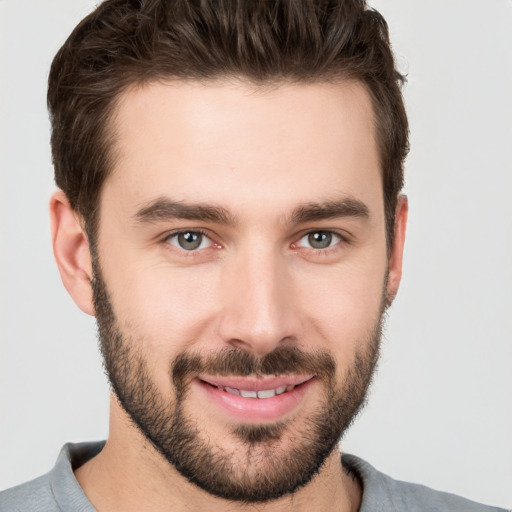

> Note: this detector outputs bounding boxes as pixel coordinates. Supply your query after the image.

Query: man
[0,0,509,511]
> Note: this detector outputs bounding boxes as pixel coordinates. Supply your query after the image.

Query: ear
[50,190,95,316]
[386,194,408,306]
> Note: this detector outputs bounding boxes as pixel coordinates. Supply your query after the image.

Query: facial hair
[92,261,384,503]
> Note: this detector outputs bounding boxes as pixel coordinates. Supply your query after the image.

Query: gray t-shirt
[0,442,508,511]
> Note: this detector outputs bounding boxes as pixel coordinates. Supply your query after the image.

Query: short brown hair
[48,0,409,246]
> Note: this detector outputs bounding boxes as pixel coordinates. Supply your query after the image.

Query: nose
[217,245,298,357]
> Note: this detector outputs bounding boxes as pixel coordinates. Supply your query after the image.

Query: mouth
[200,375,313,397]
[195,375,316,423]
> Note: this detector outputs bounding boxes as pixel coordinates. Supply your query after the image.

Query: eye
[166,230,212,251]
[296,231,342,250]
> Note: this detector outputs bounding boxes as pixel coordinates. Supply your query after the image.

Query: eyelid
[163,228,218,251]
[159,227,349,254]
[293,229,348,249]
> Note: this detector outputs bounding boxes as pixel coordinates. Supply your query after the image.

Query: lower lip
[195,378,316,423]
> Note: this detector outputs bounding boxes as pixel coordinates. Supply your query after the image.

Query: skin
[50,79,407,512]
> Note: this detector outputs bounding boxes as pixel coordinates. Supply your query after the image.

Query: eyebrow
[133,197,237,225]
[290,198,370,224]
[133,195,370,227]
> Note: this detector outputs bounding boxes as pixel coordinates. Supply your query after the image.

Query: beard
[92,261,384,503]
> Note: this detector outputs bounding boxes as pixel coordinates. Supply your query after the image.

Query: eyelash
[161,229,349,256]
[163,229,217,254]
[294,231,345,252]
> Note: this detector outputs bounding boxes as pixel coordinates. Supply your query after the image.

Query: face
[93,80,395,502]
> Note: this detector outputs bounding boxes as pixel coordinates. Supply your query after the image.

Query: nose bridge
[218,241,295,355]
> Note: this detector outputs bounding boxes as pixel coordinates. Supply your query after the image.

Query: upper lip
[198,375,314,391]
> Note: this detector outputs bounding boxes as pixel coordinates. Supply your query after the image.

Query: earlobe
[386,195,408,306]
[50,190,95,316]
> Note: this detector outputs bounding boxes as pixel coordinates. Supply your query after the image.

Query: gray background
[0,0,511,508]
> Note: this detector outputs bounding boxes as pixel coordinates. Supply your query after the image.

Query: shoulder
[0,442,104,512]
[342,454,510,512]
[0,473,59,512]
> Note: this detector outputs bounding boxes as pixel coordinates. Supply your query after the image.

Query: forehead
[104,79,382,218]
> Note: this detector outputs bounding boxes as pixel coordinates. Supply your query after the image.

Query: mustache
[172,345,336,390]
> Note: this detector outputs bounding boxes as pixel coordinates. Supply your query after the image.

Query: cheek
[102,262,224,394]
[294,256,386,358]
[106,261,222,350]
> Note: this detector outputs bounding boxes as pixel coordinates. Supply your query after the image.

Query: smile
[220,385,296,399]
[196,375,316,422]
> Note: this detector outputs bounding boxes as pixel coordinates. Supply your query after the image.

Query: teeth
[257,389,276,399]
[221,385,296,398]
[240,389,258,398]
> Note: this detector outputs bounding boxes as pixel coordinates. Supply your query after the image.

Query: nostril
[228,338,250,351]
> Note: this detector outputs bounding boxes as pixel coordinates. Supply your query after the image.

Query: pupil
[179,232,201,250]
[309,232,331,249]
